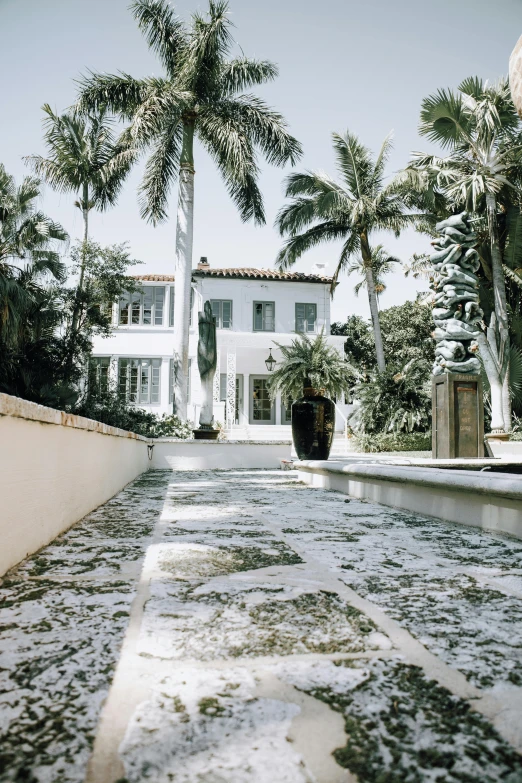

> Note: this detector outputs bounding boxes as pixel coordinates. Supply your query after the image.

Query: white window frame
[253,301,275,332]
[211,299,233,329]
[119,286,165,326]
[295,303,317,333]
[118,358,162,404]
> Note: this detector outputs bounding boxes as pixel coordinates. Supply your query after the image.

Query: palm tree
[346,244,400,302]
[25,105,131,340]
[406,77,522,433]
[276,131,412,373]
[0,164,67,349]
[267,331,351,404]
[76,0,302,419]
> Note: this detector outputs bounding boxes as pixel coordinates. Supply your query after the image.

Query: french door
[249,376,275,424]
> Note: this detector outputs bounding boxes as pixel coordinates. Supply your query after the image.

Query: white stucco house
[90,258,349,439]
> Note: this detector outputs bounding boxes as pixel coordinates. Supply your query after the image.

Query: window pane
[129,361,139,402]
[119,294,130,325]
[189,288,194,326]
[211,300,221,327]
[131,293,141,324]
[220,373,227,401]
[252,378,272,420]
[222,301,232,329]
[139,359,150,403]
[143,289,153,325]
[307,304,316,332]
[118,360,128,399]
[169,287,175,327]
[254,303,263,330]
[264,303,274,331]
[154,287,164,325]
[151,359,161,403]
[296,303,305,332]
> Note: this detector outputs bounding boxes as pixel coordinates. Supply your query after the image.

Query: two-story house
[90,258,348,439]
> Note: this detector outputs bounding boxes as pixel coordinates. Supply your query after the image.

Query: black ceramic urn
[291,386,335,460]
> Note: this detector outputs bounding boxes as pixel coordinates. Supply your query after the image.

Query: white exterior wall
[0,393,150,576]
[91,274,348,435]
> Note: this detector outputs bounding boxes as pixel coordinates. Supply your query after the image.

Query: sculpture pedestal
[193,428,220,440]
[432,373,484,459]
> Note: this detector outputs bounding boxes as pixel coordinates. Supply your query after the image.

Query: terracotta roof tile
[132,274,175,282]
[132,268,332,283]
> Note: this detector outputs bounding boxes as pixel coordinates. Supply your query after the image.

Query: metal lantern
[265,348,276,373]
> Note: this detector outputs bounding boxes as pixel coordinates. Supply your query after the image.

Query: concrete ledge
[0,394,150,576]
[0,392,149,442]
[296,459,522,540]
[151,440,292,470]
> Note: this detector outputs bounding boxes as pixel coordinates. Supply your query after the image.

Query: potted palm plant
[268,331,350,460]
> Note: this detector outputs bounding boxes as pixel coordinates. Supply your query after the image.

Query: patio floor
[1,469,522,783]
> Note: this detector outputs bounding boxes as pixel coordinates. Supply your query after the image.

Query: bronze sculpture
[195,300,218,436]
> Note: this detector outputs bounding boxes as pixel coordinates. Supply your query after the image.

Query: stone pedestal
[432,373,484,459]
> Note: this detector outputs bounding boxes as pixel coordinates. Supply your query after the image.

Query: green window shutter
[169,287,175,327]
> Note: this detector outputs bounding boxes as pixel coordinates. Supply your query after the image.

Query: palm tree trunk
[485,192,510,432]
[361,234,386,372]
[172,119,195,419]
[68,184,89,378]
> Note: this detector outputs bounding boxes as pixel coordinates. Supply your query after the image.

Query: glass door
[249,376,275,424]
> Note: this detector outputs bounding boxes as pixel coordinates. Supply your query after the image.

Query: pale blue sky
[1,0,521,321]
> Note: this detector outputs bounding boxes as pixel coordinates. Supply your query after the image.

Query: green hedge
[351,431,432,453]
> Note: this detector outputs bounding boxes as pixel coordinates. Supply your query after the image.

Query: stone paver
[1,469,522,783]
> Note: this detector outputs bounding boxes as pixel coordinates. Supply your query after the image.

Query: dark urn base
[291,389,335,460]
[192,428,220,440]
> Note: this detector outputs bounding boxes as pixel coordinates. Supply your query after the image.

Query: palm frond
[220,58,278,94]
[131,0,187,78]
[138,121,183,223]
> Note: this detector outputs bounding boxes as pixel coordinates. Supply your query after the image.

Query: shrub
[149,414,193,439]
[351,432,432,453]
[349,360,432,435]
[74,391,192,439]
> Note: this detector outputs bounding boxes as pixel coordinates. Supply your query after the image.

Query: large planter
[291,387,335,460]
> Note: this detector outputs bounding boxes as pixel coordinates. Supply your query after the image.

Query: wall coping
[154,438,292,445]
[295,459,522,502]
[0,393,150,442]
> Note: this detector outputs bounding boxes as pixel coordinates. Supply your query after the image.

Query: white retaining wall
[150,439,292,470]
[0,394,150,576]
[297,460,522,540]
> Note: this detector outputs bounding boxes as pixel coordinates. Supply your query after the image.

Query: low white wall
[0,393,150,576]
[151,439,292,470]
[296,460,522,540]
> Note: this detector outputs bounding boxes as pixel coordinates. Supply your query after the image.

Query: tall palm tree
[276,131,412,372]
[405,77,522,432]
[25,105,131,340]
[76,0,302,419]
[0,164,67,349]
[346,244,400,301]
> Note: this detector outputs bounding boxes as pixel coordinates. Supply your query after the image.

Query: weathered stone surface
[2,470,522,783]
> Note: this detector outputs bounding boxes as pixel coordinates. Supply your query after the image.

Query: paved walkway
[2,470,522,783]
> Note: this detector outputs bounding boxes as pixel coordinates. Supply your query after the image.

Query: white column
[226,349,236,428]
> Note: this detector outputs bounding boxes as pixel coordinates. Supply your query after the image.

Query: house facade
[90,259,349,438]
